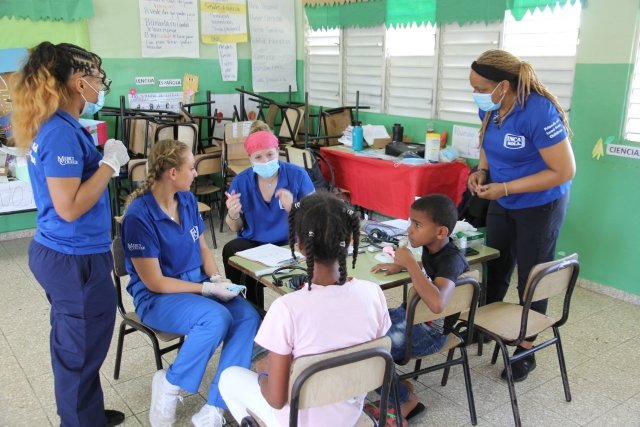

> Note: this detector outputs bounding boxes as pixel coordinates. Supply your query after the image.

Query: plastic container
[352,121,364,151]
[425,132,440,162]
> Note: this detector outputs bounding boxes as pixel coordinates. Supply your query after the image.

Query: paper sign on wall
[128,91,184,112]
[209,93,260,140]
[139,0,200,58]
[201,0,248,44]
[218,43,238,82]
[452,125,480,159]
[248,0,297,92]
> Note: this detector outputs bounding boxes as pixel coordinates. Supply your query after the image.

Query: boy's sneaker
[501,346,536,382]
[150,370,181,427]
[105,409,125,426]
[191,404,226,427]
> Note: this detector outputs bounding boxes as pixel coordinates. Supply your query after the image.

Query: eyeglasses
[83,74,112,94]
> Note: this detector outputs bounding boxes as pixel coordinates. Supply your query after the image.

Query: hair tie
[339,241,346,247]
[308,231,314,238]
[294,202,301,210]
[346,209,354,216]
[471,61,518,83]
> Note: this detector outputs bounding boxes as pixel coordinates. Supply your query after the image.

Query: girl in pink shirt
[219,191,391,426]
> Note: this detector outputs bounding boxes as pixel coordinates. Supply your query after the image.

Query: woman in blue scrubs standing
[468,49,576,382]
[121,139,260,427]
[11,42,130,426]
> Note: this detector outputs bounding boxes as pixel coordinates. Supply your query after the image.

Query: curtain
[305,0,387,30]
[0,0,94,22]
[305,0,585,30]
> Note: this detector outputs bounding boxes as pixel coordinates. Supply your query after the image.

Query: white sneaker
[149,370,182,427]
[191,404,226,427]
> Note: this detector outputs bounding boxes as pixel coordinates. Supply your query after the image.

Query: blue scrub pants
[137,292,260,408]
[29,240,116,427]
[485,192,569,315]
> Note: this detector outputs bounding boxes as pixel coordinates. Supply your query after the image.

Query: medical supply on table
[425,132,441,162]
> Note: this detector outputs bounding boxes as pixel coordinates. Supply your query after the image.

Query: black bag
[457,167,490,228]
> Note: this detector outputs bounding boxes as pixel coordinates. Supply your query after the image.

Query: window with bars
[304,2,581,124]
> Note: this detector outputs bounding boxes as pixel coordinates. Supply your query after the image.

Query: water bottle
[352,121,364,152]
[392,123,404,142]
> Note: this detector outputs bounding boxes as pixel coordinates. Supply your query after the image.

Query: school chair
[284,146,350,201]
[192,152,222,248]
[220,121,253,231]
[111,236,184,380]
[395,271,481,426]
[240,336,396,427]
[471,254,579,427]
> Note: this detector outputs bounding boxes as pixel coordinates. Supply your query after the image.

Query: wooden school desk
[228,243,499,299]
[319,146,470,219]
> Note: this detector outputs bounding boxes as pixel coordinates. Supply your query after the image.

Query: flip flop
[364,401,408,427]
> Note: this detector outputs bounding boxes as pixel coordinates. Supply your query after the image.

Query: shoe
[150,370,181,427]
[364,401,409,427]
[501,346,536,382]
[105,409,125,427]
[191,404,226,427]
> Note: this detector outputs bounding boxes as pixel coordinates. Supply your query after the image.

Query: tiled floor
[1,217,640,427]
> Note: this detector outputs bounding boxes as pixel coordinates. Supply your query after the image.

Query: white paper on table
[235,243,304,267]
[452,125,480,159]
[363,125,390,146]
[382,219,409,230]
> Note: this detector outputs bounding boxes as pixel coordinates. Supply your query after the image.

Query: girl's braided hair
[124,139,190,210]
[287,190,360,289]
[11,42,104,149]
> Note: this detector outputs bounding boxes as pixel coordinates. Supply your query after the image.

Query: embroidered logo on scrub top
[190,226,199,242]
[57,155,79,165]
[503,134,525,149]
[127,243,146,251]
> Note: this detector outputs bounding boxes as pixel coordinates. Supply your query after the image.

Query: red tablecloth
[320,146,470,219]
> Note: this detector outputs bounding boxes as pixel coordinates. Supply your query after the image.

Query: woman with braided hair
[467,49,576,381]
[121,139,259,427]
[219,191,391,427]
[11,41,129,426]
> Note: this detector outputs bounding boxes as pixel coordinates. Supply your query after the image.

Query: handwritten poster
[201,0,248,44]
[139,0,199,58]
[452,125,480,159]
[0,180,35,214]
[218,43,238,81]
[128,92,184,112]
[248,0,297,92]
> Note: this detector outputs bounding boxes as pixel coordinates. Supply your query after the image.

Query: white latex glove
[210,273,232,284]
[99,139,130,176]
[202,282,247,302]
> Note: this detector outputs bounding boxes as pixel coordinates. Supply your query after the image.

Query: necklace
[261,175,278,188]
[493,96,516,128]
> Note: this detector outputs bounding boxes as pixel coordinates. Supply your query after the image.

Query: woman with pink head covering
[222,127,315,309]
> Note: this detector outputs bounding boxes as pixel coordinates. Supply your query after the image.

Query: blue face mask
[472,84,504,112]
[80,79,105,116]
[252,158,279,178]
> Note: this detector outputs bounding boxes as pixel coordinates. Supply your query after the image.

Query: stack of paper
[338,126,353,146]
[235,244,304,267]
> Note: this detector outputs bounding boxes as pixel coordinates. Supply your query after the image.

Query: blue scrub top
[480,92,571,209]
[122,191,206,307]
[27,110,111,255]
[229,161,314,244]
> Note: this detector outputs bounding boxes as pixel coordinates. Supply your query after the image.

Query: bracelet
[227,213,240,221]
[503,182,509,197]
[257,371,269,385]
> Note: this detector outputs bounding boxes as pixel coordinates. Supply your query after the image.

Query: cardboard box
[371,137,392,149]
[79,118,108,146]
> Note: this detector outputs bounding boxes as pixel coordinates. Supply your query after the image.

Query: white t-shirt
[255,278,391,427]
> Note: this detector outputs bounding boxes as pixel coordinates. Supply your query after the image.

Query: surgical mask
[472,84,504,112]
[252,158,279,178]
[80,79,105,116]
